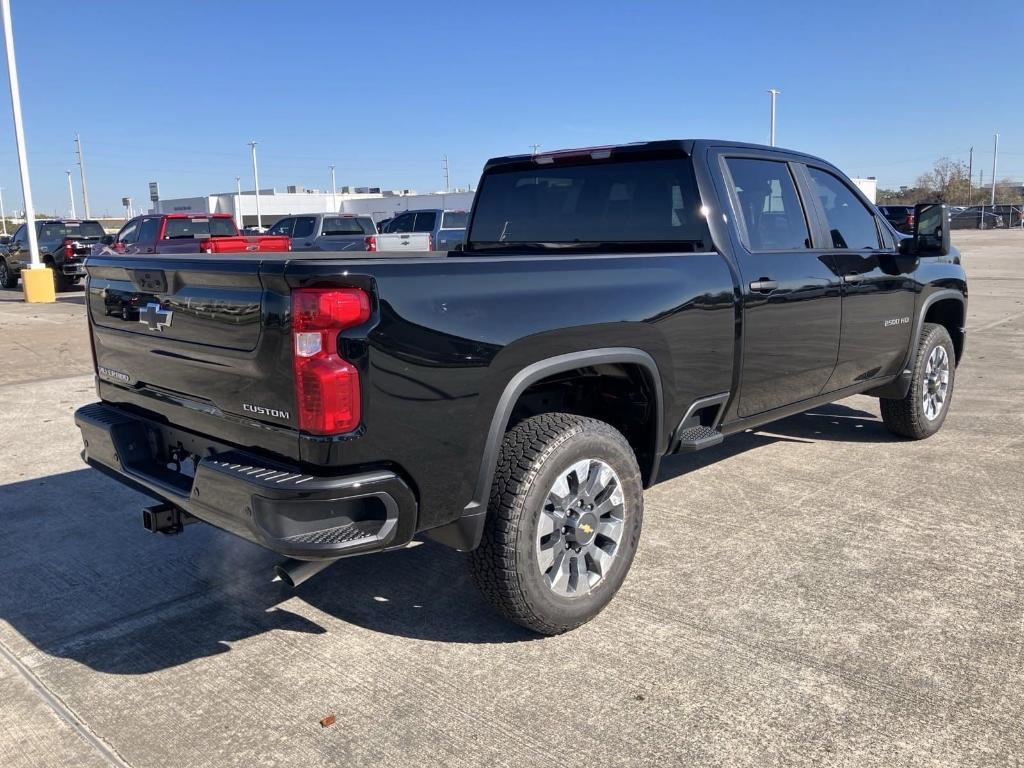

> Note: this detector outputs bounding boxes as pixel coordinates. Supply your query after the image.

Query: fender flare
[867,288,965,399]
[427,348,664,551]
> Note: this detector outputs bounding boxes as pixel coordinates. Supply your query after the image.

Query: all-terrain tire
[469,413,644,635]
[880,322,956,439]
[0,258,17,289]
[52,266,74,293]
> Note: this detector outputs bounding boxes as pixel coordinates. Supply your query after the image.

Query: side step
[673,425,724,453]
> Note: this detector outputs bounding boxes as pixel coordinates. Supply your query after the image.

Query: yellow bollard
[21,265,56,303]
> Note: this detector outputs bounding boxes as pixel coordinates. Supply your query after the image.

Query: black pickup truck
[0,219,106,291]
[75,140,967,634]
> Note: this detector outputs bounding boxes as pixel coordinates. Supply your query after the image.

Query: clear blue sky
[0,0,1021,216]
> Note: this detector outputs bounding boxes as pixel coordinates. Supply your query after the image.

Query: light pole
[65,170,76,218]
[2,0,45,300]
[248,140,261,230]
[443,154,450,192]
[329,164,337,211]
[0,187,6,236]
[767,89,781,146]
[990,132,999,207]
[235,175,242,230]
[75,132,91,218]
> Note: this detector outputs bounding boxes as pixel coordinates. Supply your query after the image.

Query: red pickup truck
[102,213,290,255]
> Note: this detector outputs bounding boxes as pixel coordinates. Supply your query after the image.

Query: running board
[670,392,730,453]
[673,425,724,452]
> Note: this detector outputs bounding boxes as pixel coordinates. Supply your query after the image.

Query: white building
[152,186,475,228]
[851,177,877,204]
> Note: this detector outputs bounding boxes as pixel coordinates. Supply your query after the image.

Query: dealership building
[151,186,475,229]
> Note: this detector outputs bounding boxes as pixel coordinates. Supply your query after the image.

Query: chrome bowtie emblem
[139,302,173,332]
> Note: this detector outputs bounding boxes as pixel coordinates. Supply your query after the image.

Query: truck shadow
[658,401,897,482]
[0,469,533,675]
[0,402,888,674]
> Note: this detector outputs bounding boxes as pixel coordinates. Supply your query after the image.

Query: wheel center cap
[567,512,598,546]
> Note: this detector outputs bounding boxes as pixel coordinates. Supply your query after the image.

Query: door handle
[841,273,865,284]
[749,279,778,293]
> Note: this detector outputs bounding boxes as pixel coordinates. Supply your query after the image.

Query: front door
[7,225,28,269]
[720,154,843,417]
[803,166,918,389]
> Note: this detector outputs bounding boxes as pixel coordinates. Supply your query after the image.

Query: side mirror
[100,235,115,246]
[901,203,949,256]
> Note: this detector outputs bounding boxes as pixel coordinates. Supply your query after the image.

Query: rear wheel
[0,259,16,289]
[469,413,644,635]
[880,322,956,439]
[52,266,74,293]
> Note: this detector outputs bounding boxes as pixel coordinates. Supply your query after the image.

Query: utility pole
[767,89,781,147]
[74,132,91,218]
[990,132,999,207]
[442,154,450,192]
[0,187,6,235]
[966,147,973,206]
[2,0,42,280]
[65,170,75,218]
[530,144,541,156]
[248,140,261,230]
[235,176,242,229]
[979,169,985,228]
[329,164,337,211]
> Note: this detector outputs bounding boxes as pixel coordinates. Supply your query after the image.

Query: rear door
[802,166,917,390]
[717,151,842,416]
[133,217,162,254]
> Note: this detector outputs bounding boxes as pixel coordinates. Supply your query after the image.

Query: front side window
[389,213,415,233]
[267,218,294,237]
[292,217,316,239]
[807,167,880,250]
[117,219,141,244]
[724,158,809,251]
[469,157,710,249]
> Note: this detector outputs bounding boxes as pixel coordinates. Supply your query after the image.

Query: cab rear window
[468,157,710,249]
[321,217,373,235]
[163,217,237,239]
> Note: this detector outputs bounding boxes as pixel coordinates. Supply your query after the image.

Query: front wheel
[469,413,644,635]
[880,322,956,439]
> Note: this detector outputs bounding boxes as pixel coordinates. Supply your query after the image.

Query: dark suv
[877,205,916,234]
[0,219,106,291]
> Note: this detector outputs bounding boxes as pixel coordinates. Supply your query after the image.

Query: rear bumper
[74,402,417,561]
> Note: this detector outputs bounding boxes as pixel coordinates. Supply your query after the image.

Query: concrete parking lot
[1,231,1021,768]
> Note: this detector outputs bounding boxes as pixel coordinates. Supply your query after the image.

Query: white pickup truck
[366,208,468,252]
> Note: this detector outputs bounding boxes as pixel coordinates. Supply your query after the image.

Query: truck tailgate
[85,254,300,459]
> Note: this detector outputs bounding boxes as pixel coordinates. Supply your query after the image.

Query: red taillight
[63,238,75,260]
[291,288,371,435]
[427,233,434,251]
[907,213,915,227]
[364,235,377,252]
[199,239,213,254]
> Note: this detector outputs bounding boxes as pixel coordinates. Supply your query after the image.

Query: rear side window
[441,211,468,229]
[807,167,880,250]
[724,158,810,251]
[469,158,709,248]
[136,218,161,242]
[292,217,316,239]
[413,212,437,232]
